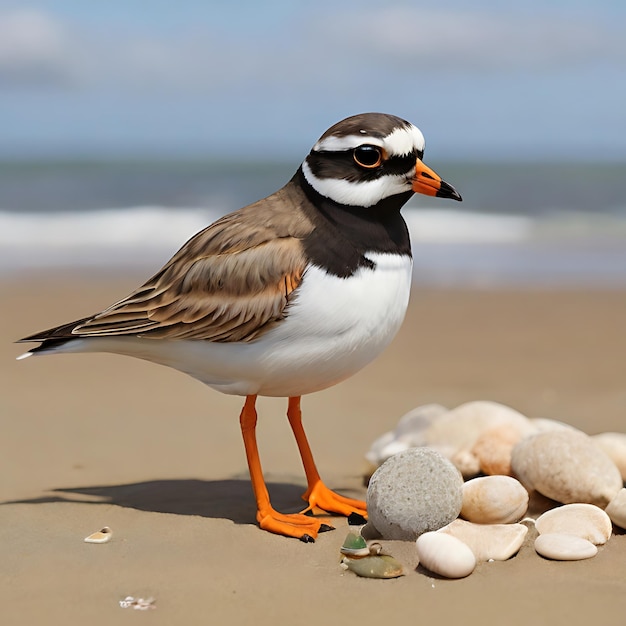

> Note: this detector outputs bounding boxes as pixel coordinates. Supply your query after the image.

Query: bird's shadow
[2,478,318,525]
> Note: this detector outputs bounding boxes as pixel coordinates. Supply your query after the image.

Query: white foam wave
[0,205,534,269]
[406,208,533,243]
[2,205,626,287]
[0,206,221,271]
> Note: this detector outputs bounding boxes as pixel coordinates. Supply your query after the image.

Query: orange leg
[287,396,368,519]
[239,395,331,541]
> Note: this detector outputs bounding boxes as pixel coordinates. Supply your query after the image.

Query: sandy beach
[2,272,626,625]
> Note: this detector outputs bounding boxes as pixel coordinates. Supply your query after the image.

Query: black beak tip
[436,180,463,202]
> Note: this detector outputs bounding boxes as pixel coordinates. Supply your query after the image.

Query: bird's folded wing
[24,203,312,343]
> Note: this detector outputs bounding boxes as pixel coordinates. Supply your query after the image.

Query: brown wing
[24,183,315,344]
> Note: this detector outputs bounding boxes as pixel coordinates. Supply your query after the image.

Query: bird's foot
[257,506,334,542]
[300,480,368,519]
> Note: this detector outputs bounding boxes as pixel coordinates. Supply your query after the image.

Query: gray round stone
[366,447,464,540]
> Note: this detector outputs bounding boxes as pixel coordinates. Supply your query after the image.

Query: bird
[18,112,462,542]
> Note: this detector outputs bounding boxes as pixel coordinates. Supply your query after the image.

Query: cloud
[0,4,624,158]
[315,7,626,72]
[0,5,623,95]
[0,8,277,92]
[0,9,76,87]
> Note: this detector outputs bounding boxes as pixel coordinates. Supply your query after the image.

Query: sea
[1,159,625,288]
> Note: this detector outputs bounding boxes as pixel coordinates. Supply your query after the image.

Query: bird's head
[301,112,462,208]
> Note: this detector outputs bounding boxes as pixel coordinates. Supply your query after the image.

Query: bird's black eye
[353,145,383,169]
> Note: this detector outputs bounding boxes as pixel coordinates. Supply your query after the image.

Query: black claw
[299,533,315,543]
[347,512,367,526]
[319,523,335,533]
[302,509,314,517]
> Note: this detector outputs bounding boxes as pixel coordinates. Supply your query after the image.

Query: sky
[0,0,625,161]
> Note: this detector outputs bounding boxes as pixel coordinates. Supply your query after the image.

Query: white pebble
[592,433,626,481]
[535,533,597,561]
[365,404,447,466]
[529,417,581,434]
[461,476,529,524]
[605,488,626,530]
[438,519,528,561]
[416,532,476,579]
[422,401,534,478]
[511,430,622,507]
[535,503,612,545]
[394,403,449,441]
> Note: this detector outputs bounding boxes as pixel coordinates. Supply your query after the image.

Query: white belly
[63,252,413,397]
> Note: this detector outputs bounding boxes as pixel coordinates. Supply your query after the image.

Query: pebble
[364,431,401,469]
[438,519,528,561]
[450,448,481,478]
[529,417,581,434]
[534,533,598,561]
[605,488,626,530]
[364,403,448,467]
[461,476,529,524]
[511,430,622,507]
[592,432,626,481]
[367,448,463,540]
[416,532,476,578]
[535,503,612,545]
[471,425,527,476]
[421,401,534,478]
[393,403,450,442]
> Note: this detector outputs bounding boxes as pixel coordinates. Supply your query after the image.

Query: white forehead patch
[385,125,425,157]
[314,123,425,157]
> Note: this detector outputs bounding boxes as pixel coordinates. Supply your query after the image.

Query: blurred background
[1,0,625,286]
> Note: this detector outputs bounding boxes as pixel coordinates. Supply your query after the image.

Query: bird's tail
[16,316,91,360]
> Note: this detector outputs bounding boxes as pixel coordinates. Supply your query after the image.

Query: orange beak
[412,160,462,201]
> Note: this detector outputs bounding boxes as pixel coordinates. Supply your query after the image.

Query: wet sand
[2,272,625,625]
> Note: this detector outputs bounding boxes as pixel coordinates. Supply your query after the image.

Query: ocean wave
[2,205,626,287]
[0,206,216,271]
[1,204,533,254]
[405,209,532,243]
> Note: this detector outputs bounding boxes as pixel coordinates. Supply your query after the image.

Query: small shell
[605,488,626,530]
[119,596,156,610]
[341,555,404,579]
[340,532,370,557]
[416,532,476,579]
[84,526,112,544]
[535,504,612,545]
[461,476,529,524]
[535,533,597,561]
[438,519,528,561]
